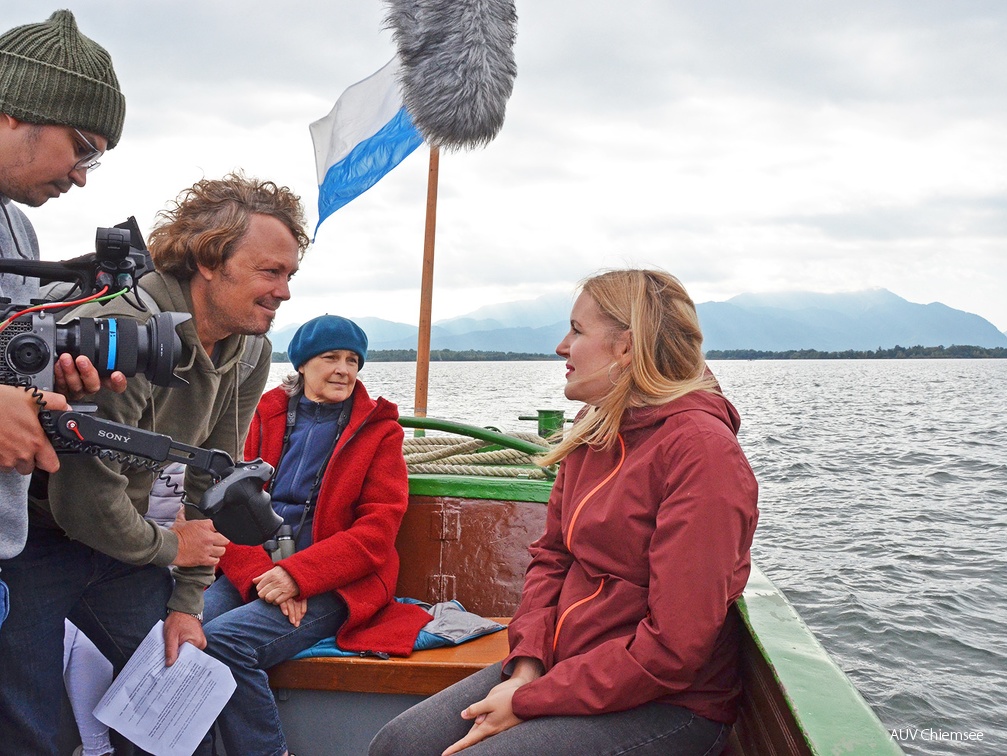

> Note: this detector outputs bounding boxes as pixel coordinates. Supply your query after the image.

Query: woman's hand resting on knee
[253,566,300,605]
[443,657,544,755]
[279,597,308,627]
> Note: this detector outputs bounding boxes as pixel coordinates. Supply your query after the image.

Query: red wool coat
[217,383,431,656]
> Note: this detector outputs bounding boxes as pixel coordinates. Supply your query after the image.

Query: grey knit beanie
[0,10,125,148]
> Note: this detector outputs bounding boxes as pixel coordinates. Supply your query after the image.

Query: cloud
[8,1,1007,331]
[782,194,1007,241]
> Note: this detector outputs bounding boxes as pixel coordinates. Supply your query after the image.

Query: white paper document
[94,620,236,756]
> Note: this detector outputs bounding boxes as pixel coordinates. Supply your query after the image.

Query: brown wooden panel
[394,496,547,616]
[394,500,445,603]
[442,498,546,616]
[268,622,510,697]
[726,611,813,756]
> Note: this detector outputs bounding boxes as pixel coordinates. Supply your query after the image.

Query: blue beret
[288,315,368,370]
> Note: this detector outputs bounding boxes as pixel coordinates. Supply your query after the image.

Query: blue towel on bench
[293,599,505,659]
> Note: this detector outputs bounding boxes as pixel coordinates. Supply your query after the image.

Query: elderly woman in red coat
[195,315,431,756]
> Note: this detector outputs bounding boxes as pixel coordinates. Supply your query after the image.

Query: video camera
[2,218,282,545]
[0,217,187,391]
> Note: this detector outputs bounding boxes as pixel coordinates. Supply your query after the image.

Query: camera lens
[54,312,188,387]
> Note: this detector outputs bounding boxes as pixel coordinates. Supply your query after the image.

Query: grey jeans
[369,663,728,756]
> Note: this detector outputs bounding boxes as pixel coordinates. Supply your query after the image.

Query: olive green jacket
[29,271,270,614]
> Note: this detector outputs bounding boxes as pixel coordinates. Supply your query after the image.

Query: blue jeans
[0,524,172,756]
[369,663,729,756]
[195,574,348,756]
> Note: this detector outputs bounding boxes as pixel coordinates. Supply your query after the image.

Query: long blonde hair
[539,269,718,466]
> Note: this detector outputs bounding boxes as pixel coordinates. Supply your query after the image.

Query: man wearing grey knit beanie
[0,11,126,642]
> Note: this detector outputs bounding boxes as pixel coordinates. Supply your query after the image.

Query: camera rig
[0,219,147,303]
[0,217,188,391]
[0,218,282,545]
[44,407,281,545]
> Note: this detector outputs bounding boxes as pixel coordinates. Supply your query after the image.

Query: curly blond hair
[148,171,310,277]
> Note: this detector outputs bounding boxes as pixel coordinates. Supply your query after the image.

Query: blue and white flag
[310,57,423,236]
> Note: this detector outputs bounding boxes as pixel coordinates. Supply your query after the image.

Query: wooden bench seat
[268,619,511,697]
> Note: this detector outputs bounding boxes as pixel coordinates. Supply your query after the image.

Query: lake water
[269,359,1007,755]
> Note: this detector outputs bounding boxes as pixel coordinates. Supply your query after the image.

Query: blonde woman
[371,269,759,756]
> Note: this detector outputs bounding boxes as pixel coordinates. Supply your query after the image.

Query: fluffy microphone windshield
[384,0,517,150]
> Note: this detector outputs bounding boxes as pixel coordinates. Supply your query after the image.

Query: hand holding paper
[94,621,235,756]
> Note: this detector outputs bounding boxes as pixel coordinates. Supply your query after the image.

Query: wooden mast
[413,146,439,423]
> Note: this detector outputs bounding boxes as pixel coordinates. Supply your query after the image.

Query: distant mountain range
[269,289,1007,355]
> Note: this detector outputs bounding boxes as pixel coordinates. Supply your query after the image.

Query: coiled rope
[402,432,552,479]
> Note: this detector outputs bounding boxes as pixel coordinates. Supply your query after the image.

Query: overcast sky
[9,1,1007,331]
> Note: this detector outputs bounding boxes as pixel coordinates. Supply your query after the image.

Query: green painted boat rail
[399,416,550,456]
[407,472,554,503]
[737,564,903,755]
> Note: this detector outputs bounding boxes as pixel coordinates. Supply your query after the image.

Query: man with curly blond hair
[0,171,309,755]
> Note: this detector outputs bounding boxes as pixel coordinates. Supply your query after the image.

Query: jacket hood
[256,380,398,435]
[620,389,742,437]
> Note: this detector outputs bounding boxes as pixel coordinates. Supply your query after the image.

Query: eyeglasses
[72,129,103,174]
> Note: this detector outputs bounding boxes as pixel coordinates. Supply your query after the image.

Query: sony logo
[97,429,130,444]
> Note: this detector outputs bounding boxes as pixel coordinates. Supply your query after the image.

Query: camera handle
[45,408,282,545]
[0,249,143,301]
